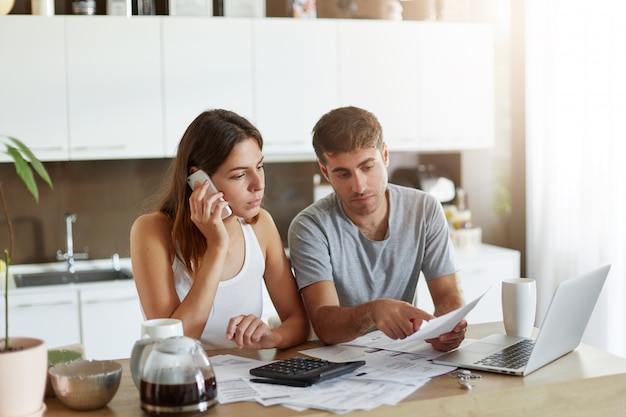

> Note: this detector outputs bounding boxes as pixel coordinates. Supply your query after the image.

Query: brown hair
[312,106,384,165]
[155,109,263,275]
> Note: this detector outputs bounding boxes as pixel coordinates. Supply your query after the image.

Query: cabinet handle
[29,146,65,152]
[82,297,137,304]
[72,145,126,151]
[13,300,75,308]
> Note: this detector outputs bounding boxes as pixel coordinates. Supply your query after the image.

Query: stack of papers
[211,345,443,414]
[212,291,487,413]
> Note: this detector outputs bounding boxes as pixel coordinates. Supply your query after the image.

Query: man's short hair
[312,106,384,165]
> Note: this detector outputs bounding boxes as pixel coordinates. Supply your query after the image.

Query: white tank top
[172,219,265,348]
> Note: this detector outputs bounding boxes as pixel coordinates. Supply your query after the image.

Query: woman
[130,109,309,349]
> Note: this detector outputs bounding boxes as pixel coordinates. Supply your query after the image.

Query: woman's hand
[189,180,230,246]
[226,314,277,349]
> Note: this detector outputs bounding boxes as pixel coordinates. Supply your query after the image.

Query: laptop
[433,264,610,376]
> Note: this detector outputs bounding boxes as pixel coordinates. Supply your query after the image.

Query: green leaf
[6,136,53,188]
[6,145,39,202]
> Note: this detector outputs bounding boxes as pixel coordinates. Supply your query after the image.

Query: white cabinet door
[65,17,164,160]
[3,290,81,349]
[162,18,254,157]
[80,284,144,360]
[253,18,340,161]
[415,23,495,151]
[338,20,419,152]
[0,16,69,162]
[416,244,520,324]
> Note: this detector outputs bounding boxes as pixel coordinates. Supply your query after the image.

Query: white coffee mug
[141,318,184,339]
[502,278,537,337]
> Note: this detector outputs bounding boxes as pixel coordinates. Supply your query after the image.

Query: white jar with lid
[31,0,54,15]
[107,0,131,15]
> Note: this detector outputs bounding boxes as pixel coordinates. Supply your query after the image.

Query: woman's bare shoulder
[253,208,278,230]
[131,212,172,237]
[250,209,282,248]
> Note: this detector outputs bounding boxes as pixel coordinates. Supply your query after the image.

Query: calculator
[249,357,366,387]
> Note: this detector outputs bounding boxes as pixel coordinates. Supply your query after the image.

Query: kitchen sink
[13,268,133,288]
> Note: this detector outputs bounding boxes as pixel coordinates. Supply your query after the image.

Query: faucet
[56,213,89,273]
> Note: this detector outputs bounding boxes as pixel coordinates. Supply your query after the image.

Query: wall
[4,0,521,267]
[0,158,316,264]
[1,151,460,265]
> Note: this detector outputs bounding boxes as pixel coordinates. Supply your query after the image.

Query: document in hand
[345,289,488,353]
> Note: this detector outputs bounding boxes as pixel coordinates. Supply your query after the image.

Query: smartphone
[186,170,232,219]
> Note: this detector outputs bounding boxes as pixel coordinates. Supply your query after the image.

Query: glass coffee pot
[139,336,217,415]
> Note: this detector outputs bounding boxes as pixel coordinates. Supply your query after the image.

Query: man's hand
[371,299,435,340]
[426,319,467,352]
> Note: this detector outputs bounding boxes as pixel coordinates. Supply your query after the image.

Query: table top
[43,322,626,417]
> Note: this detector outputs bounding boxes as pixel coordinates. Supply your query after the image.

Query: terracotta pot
[0,338,47,417]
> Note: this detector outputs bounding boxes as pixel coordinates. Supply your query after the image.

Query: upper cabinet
[0,16,494,162]
[338,20,420,151]
[253,19,340,160]
[0,16,69,162]
[162,18,254,157]
[415,23,495,151]
[65,17,164,160]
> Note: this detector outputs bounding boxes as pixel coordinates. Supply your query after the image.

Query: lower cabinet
[4,290,81,349]
[416,244,521,324]
[80,284,145,360]
[3,281,144,360]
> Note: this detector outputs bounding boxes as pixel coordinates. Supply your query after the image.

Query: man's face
[319,145,389,218]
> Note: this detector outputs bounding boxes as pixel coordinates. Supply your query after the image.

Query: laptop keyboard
[475,339,536,369]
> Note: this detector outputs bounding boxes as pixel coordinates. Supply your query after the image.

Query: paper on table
[210,354,423,413]
[345,288,489,353]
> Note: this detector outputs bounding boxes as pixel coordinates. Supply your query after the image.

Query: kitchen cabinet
[415,23,495,150]
[416,244,520,324]
[0,16,69,162]
[162,18,254,157]
[80,284,144,360]
[2,281,144,360]
[4,259,144,360]
[2,289,81,349]
[0,16,494,161]
[65,17,164,160]
[338,20,420,151]
[253,19,339,160]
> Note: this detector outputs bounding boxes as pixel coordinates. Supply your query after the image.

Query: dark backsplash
[0,158,319,264]
[1,152,457,265]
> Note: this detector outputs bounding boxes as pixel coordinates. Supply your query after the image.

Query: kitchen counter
[42,322,626,417]
[2,257,143,359]
[4,257,133,294]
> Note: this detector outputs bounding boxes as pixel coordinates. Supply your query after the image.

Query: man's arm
[428,273,464,316]
[425,273,467,351]
[301,281,434,345]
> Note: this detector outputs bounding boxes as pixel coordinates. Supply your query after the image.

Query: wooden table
[43,323,626,417]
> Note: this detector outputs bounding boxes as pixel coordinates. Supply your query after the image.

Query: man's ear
[318,161,330,182]
[381,142,390,168]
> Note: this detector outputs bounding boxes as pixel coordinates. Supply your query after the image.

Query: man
[288,106,466,352]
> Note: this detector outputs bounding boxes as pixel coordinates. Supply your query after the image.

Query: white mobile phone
[186,170,232,219]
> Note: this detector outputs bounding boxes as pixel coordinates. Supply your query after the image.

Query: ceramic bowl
[48,359,122,411]
[45,347,84,397]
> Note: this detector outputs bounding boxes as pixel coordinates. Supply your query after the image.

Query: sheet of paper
[344,288,489,354]
[300,343,455,381]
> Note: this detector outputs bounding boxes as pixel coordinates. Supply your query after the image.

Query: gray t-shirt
[288,183,457,307]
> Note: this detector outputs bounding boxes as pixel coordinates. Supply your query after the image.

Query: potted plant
[0,135,53,417]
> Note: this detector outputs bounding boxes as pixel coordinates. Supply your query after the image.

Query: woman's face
[210,138,265,219]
